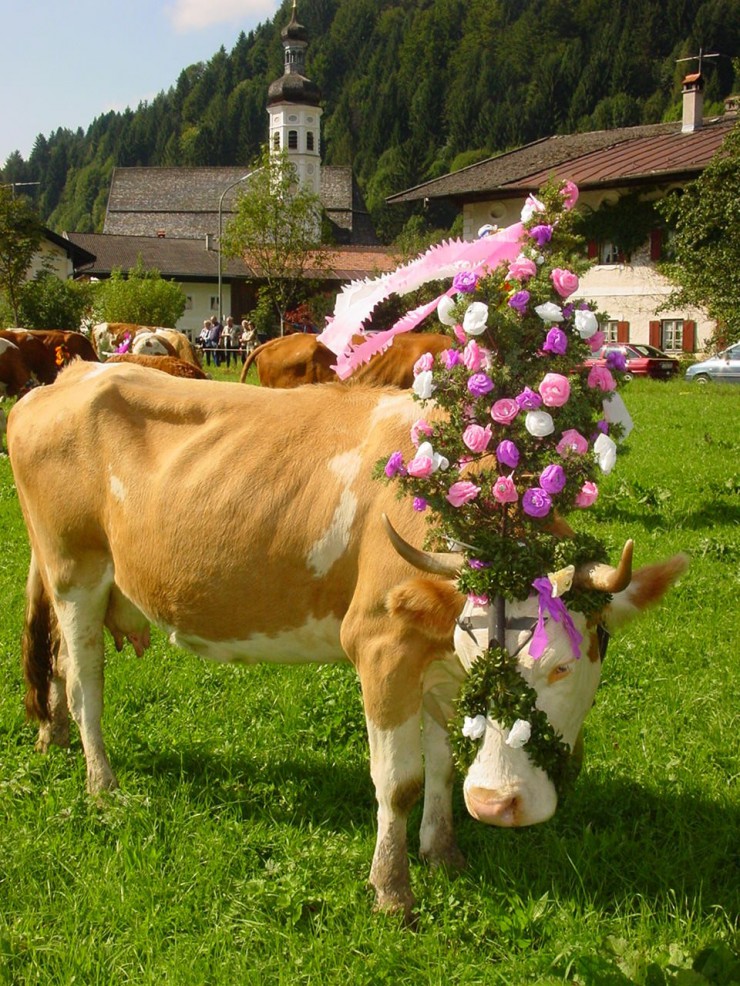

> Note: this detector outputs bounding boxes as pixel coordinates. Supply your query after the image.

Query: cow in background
[105,353,208,379]
[8,360,686,919]
[239,331,452,388]
[92,324,202,368]
[0,330,98,388]
[0,337,34,398]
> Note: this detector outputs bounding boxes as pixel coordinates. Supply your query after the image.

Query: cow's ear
[386,577,464,640]
[602,553,688,633]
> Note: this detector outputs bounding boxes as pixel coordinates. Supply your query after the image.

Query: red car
[584,344,680,381]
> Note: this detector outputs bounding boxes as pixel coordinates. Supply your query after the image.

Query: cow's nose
[465,787,523,827]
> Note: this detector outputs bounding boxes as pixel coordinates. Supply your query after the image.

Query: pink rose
[561,180,579,210]
[557,429,589,456]
[507,255,538,281]
[462,339,484,373]
[407,455,434,478]
[462,423,492,453]
[538,372,571,407]
[492,475,518,503]
[413,352,434,375]
[575,481,599,508]
[491,399,519,425]
[410,419,433,446]
[550,268,579,298]
[587,365,617,392]
[446,481,481,507]
[453,324,467,344]
[587,330,605,352]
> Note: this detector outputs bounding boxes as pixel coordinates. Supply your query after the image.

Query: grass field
[0,376,738,985]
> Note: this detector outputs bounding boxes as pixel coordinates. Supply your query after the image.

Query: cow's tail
[22,552,56,722]
[239,342,265,383]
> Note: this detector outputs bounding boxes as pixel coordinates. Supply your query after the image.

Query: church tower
[266,1,322,199]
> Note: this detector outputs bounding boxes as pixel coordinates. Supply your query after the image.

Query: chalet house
[64,5,394,340]
[29,227,93,283]
[387,73,738,354]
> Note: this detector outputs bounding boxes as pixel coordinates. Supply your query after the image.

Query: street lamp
[217,168,262,321]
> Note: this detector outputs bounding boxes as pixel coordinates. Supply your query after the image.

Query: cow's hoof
[87,769,119,796]
[373,891,417,928]
[35,722,70,752]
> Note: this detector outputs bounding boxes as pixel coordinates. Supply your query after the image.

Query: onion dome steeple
[266,0,323,200]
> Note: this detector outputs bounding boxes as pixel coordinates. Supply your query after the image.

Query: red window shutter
[650,229,662,261]
[587,240,598,259]
[649,320,661,347]
[683,320,696,352]
[617,321,629,343]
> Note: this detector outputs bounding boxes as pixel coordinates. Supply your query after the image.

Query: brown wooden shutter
[617,321,629,343]
[650,229,662,261]
[649,320,661,347]
[587,240,598,259]
[683,320,696,352]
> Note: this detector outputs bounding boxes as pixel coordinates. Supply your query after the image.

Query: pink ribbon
[529,577,582,660]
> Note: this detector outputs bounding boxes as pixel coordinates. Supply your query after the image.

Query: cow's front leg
[365,714,423,920]
[419,709,465,872]
[54,591,117,794]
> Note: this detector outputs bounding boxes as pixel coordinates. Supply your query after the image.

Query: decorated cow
[9,364,684,919]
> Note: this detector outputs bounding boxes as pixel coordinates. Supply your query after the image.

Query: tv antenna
[676,48,721,74]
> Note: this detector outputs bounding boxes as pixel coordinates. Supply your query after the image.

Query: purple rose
[515,387,542,410]
[540,464,567,494]
[508,290,530,314]
[529,224,553,247]
[412,497,428,512]
[496,440,520,469]
[440,348,462,369]
[469,559,492,569]
[384,451,406,478]
[606,350,628,372]
[467,373,494,397]
[522,487,552,518]
[542,327,568,355]
[453,271,479,293]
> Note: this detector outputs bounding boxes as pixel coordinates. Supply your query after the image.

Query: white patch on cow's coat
[108,469,126,503]
[83,363,114,380]
[0,338,18,355]
[306,449,363,577]
[370,392,419,427]
[168,613,345,665]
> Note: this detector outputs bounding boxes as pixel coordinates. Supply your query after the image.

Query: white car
[685,342,740,383]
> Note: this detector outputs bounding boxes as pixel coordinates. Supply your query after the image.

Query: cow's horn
[574,539,633,593]
[382,514,463,577]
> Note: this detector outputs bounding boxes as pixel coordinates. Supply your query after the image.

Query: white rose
[520,194,546,222]
[534,302,564,323]
[462,302,489,336]
[412,370,435,400]
[525,410,555,438]
[602,393,634,440]
[593,432,617,474]
[477,224,498,238]
[574,308,599,339]
[462,715,487,740]
[416,441,449,473]
[437,295,457,327]
[505,719,532,749]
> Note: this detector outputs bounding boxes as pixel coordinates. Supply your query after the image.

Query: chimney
[205,233,214,251]
[682,72,704,132]
[156,229,166,238]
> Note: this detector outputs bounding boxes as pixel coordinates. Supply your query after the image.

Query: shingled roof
[387,115,736,205]
[104,164,379,245]
[64,232,396,284]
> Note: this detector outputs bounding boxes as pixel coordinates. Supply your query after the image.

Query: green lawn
[0,378,738,985]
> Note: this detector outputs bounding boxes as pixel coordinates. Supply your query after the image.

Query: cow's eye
[548,664,572,684]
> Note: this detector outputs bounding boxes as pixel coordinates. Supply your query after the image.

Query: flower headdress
[371,180,632,783]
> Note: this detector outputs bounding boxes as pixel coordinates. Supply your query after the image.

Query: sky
[0,0,284,165]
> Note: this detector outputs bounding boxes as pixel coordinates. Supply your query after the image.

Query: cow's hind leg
[53,581,117,793]
[365,714,423,921]
[36,638,70,751]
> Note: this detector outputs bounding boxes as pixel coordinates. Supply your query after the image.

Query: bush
[19,272,93,330]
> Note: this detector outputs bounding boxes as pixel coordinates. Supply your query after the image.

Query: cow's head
[384,516,687,828]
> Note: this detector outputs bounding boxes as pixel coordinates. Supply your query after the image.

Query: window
[601,320,619,343]
[288,130,298,149]
[307,131,314,151]
[210,296,219,313]
[272,132,280,150]
[184,295,193,311]
[661,319,683,351]
[600,241,620,264]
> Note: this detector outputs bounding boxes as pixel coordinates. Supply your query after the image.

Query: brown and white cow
[8,361,686,918]
[0,329,99,387]
[92,324,202,367]
[239,331,452,388]
[0,337,34,398]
